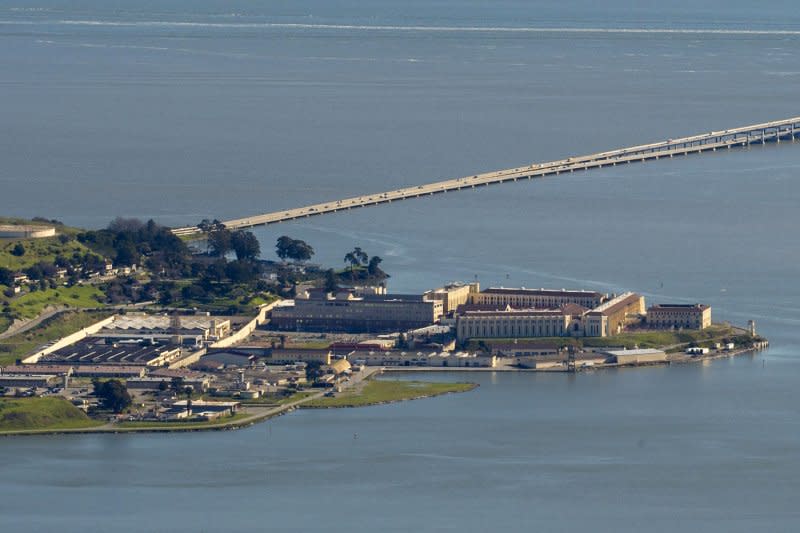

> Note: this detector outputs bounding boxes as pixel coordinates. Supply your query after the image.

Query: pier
[172,116,800,237]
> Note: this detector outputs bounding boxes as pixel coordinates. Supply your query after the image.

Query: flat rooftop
[481,287,604,297]
[40,339,179,366]
[105,314,230,331]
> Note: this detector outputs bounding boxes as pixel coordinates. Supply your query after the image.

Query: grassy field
[303,380,476,408]
[466,324,742,351]
[0,310,113,366]
[0,397,103,431]
[168,289,277,315]
[0,233,95,272]
[2,285,105,320]
[117,412,250,430]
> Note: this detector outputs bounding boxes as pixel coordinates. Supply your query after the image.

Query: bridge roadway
[172,116,800,236]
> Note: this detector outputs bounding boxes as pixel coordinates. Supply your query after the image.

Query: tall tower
[748,320,756,336]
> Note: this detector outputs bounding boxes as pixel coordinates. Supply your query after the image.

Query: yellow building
[424,282,480,315]
[582,293,645,337]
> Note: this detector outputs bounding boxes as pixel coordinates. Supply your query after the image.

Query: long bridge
[172,116,800,237]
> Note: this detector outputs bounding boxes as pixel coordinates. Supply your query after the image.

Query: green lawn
[168,289,275,315]
[303,380,476,408]
[3,285,105,320]
[0,232,95,271]
[0,310,113,366]
[0,397,103,432]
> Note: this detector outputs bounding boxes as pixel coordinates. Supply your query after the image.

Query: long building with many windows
[646,304,711,330]
[455,292,645,342]
[468,287,607,310]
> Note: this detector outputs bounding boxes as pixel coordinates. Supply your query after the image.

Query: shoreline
[0,345,765,437]
[381,345,764,374]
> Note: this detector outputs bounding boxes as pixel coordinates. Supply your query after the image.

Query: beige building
[456,307,577,341]
[424,282,480,315]
[468,287,606,309]
[455,292,646,342]
[646,304,711,330]
[582,293,646,337]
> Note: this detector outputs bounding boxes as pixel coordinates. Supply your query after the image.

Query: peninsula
[0,217,769,436]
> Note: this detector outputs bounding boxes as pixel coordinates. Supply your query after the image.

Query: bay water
[1,1,799,530]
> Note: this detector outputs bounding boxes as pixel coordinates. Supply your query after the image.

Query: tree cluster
[343,247,385,279]
[78,218,190,276]
[92,379,132,413]
[275,236,314,262]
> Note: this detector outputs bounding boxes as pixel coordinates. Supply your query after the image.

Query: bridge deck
[172,116,800,236]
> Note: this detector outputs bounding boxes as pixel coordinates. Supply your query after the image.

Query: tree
[367,255,383,276]
[305,360,324,381]
[231,231,260,261]
[92,379,132,413]
[225,260,258,283]
[115,242,138,266]
[289,240,314,262]
[207,228,233,257]
[276,236,314,262]
[275,236,293,261]
[324,268,338,293]
[353,247,368,266]
[0,267,13,286]
[170,376,185,393]
[11,243,25,257]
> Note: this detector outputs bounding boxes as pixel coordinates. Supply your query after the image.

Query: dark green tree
[0,267,13,286]
[208,229,233,257]
[231,231,261,261]
[324,268,339,293]
[275,236,293,261]
[11,243,25,257]
[367,255,383,276]
[288,239,314,262]
[92,379,132,413]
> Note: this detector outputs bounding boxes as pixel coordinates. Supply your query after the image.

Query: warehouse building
[40,339,183,367]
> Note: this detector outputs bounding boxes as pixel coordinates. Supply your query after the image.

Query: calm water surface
[1,1,799,531]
